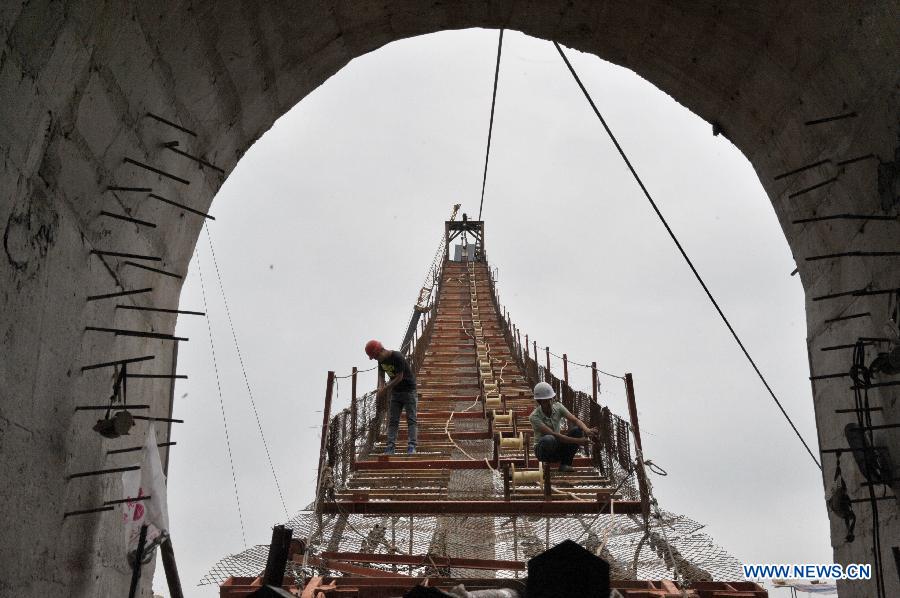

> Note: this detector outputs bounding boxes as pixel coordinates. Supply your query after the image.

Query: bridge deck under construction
[210,219,765,597]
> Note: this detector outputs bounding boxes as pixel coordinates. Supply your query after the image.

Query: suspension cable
[205,227,292,515]
[197,248,247,548]
[478,29,504,221]
[553,41,822,471]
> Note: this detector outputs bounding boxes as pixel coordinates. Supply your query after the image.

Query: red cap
[365,340,384,359]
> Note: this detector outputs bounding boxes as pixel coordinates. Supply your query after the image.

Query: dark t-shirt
[379,351,416,394]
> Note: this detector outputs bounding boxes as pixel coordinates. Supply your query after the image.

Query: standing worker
[529,381,598,472]
[365,340,418,455]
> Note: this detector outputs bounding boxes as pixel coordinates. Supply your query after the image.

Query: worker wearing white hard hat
[529,381,599,472]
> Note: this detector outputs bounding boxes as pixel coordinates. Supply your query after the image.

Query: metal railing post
[350,367,358,469]
[545,346,551,383]
[316,371,335,502]
[625,373,650,523]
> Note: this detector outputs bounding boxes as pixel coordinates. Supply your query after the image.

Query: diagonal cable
[477,28,504,221]
[553,41,822,470]
[205,227,291,516]
[197,248,247,548]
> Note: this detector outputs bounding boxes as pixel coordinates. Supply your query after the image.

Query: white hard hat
[533,381,556,401]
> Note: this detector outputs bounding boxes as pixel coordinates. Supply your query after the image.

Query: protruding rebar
[163,141,225,173]
[805,112,857,126]
[787,176,838,198]
[812,287,866,302]
[793,214,896,224]
[63,506,115,518]
[824,312,870,324]
[834,407,882,414]
[836,154,876,167]
[809,373,848,380]
[124,157,190,185]
[75,405,150,411]
[107,441,176,455]
[146,112,197,137]
[107,186,152,193]
[773,159,830,181]
[132,416,184,423]
[81,355,154,372]
[122,261,183,279]
[100,211,157,228]
[68,465,140,480]
[84,326,188,341]
[104,495,151,506]
[116,305,205,316]
[92,250,161,262]
[149,193,214,220]
[86,288,153,302]
[806,251,900,261]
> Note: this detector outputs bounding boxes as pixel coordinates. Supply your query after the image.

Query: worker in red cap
[365,340,417,455]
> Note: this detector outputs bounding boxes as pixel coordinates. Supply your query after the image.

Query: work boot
[558,464,574,473]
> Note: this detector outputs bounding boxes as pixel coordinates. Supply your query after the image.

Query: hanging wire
[205,227,291,517]
[197,247,247,549]
[477,28,504,221]
[553,41,822,471]
[335,364,378,379]
[547,348,625,380]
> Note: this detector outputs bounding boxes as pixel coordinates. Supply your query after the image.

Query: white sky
[156,28,831,596]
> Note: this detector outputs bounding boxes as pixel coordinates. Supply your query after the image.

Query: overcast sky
[157,28,831,596]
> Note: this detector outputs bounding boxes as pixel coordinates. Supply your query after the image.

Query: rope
[598,499,614,554]
[553,41,822,471]
[197,248,247,549]
[334,365,378,379]
[205,227,291,516]
[547,349,625,380]
[570,470,635,545]
[478,29,504,221]
[442,264,497,471]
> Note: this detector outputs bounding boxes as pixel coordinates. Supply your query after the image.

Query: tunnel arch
[0,2,897,597]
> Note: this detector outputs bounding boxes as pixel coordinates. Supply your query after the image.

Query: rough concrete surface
[0,2,897,597]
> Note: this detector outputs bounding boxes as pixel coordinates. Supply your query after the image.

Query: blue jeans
[386,391,418,451]
[534,427,583,466]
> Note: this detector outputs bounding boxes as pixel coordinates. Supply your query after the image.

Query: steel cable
[478,29,504,221]
[553,41,822,470]
[206,227,292,516]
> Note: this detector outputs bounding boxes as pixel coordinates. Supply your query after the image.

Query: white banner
[122,427,170,564]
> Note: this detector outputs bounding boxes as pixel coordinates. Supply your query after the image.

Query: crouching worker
[529,381,598,472]
[365,339,418,455]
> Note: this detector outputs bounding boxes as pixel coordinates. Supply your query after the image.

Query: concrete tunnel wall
[0,1,897,596]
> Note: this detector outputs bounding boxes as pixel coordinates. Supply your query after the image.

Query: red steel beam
[354,456,593,470]
[304,556,399,578]
[320,499,640,515]
[320,551,525,571]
